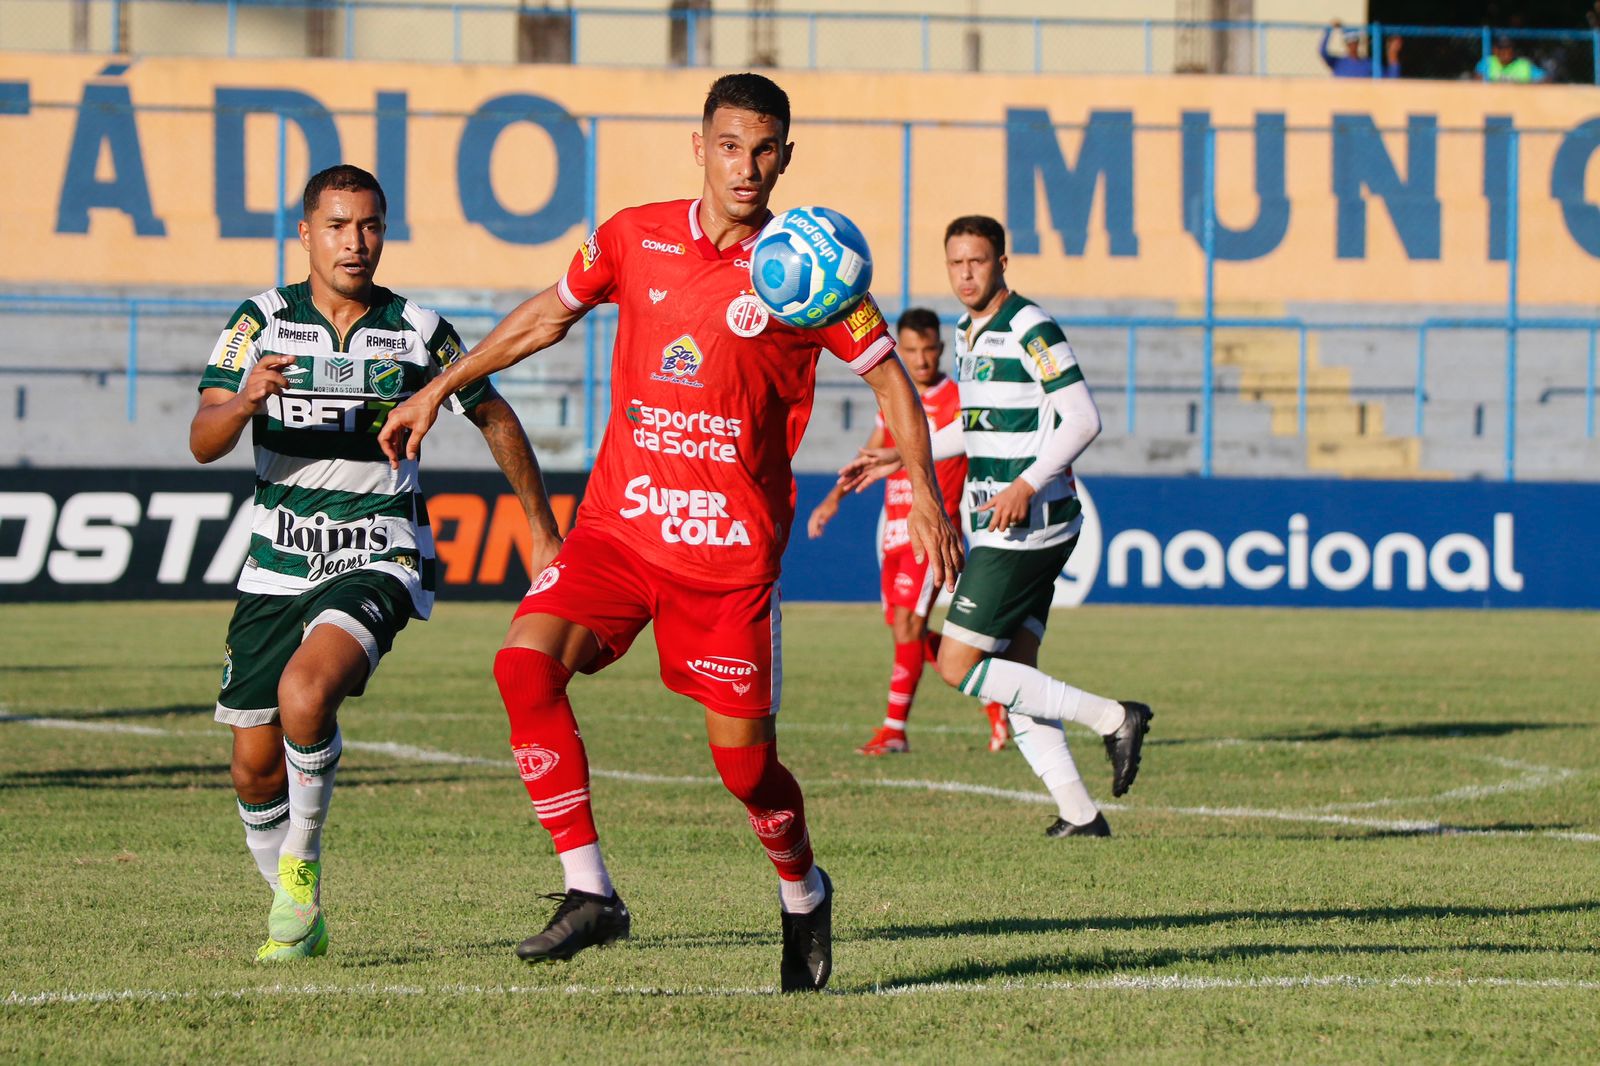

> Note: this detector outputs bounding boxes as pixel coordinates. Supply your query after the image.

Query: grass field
[2,601,1598,1063]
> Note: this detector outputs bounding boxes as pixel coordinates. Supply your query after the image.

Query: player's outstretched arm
[467,390,564,572]
[861,357,964,590]
[379,286,586,467]
[189,354,295,463]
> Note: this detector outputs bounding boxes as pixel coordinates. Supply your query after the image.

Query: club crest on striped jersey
[369,358,403,399]
[514,745,559,782]
[725,292,770,338]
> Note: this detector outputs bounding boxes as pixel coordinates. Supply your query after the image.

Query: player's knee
[710,740,784,804]
[230,751,285,801]
[935,651,972,689]
[277,668,343,730]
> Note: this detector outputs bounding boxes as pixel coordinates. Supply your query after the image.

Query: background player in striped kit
[843,214,1152,837]
[807,307,1010,756]
[190,165,559,961]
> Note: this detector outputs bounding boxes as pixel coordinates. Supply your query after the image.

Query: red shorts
[880,546,937,625]
[513,524,781,719]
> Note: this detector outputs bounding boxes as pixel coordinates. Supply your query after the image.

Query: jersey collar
[687,198,769,261]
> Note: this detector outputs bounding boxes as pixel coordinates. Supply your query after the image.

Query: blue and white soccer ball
[749,206,873,328]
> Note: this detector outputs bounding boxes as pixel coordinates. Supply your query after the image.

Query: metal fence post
[275,113,288,289]
[808,13,817,69]
[344,2,355,60]
[1201,124,1216,477]
[1033,19,1042,74]
[126,300,138,422]
[1370,23,1383,78]
[1297,325,1307,436]
[1588,327,1596,438]
[920,15,930,71]
[110,0,122,53]
[1125,325,1136,434]
[1414,326,1427,436]
[1505,128,1520,481]
[452,5,462,63]
[570,9,580,62]
[902,122,915,312]
[1143,19,1152,74]
[227,0,238,57]
[1257,20,1267,76]
[1593,28,1600,86]
[582,117,598,463]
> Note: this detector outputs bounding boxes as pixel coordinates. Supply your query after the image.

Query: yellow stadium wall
[5,53,1600,305]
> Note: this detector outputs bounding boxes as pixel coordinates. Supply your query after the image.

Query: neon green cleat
[268,854,322,944]
[255,915,328,963]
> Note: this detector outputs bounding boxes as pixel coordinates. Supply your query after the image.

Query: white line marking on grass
[1317,757,1578,813]
[9,974,1600,1006]
[9,719,1593,842]
[0,715,169,737]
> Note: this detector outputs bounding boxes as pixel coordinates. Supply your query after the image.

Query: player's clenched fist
[376,394,440,469]
[238,354,296,411]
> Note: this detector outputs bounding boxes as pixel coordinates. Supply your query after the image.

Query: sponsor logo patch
[844,294,884,341]
[217,317,259,373]
[437,335,465,365]
[364,333,407,352]
[725,292,769,338]
[649,288,668,304]
[641,238,686,255]
[953,595,979,613]
[220,643,233,689]
[1026,335,1063,380]
[685,655,758,682]
[580,231,600,270]
[279,325,320,344]
[653,334,706,388]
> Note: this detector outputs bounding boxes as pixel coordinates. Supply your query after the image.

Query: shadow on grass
[867,937,1597,988]
[867,900,1599,941]
[0,704,214,723]
[1255,721,1573,743]
[0,764,492,791]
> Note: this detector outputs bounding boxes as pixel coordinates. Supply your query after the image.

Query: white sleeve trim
[556,275,588,312]
[1018,379,1101,492]
[929,419,965,461]
[846,335,895,376]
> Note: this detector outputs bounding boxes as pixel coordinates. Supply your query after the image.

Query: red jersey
[559,199,895,586]
[875,375,966,554]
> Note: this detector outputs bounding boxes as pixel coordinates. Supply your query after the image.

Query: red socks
[493,647,597,853]
[885,639,928,728]
[709,740,814,880]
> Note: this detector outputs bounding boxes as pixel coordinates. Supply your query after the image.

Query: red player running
[807,307,1009,756]
[378,73,963,992]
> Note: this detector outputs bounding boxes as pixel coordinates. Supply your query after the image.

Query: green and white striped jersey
[198,281,489,617]
[953,292,1085,551]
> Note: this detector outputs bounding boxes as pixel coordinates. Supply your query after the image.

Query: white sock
[559,842,614,897]
[779,865,826,914]
[961,658,1126,735]
[282,727,342,861]
[237,793,290,886]
[1009,713,1100,825]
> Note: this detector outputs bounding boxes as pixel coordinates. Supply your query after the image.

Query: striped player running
[190,165,559,961]
[843,215,1152,837]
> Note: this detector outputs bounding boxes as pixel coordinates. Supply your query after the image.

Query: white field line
[5,717,1594,841]
[8,973,1600,1007]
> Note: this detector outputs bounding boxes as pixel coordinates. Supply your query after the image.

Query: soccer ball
[749,206,873,328]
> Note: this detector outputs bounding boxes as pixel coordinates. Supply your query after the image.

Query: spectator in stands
[1320,19,1401,78]
[1476,37,1546,83]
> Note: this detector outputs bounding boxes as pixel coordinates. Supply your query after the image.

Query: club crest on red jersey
[654,334,706,388]
[725,292,770,338]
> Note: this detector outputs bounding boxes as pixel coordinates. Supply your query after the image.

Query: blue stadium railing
[4,291,1595,482]
[5,3,1599,82]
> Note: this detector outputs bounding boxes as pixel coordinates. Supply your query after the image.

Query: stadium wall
[7,54,1600,305]
[4,471,1595,608]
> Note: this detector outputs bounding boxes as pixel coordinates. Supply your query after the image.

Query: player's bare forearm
[380,287,583,465]
[470,393,562,561]
[189,393,252,463]
[862,357,963,587]
[421,287,582,411]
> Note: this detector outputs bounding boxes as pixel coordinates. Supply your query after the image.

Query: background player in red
[807,307,1009,755]
[378,73,962,992]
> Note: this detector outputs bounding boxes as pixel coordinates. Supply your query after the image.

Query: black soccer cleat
[515,888,631,963]
[779,869,833,993]
[1045,812,1112,838]
[1104,701,1153,797]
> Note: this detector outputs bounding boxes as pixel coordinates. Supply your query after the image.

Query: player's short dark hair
[896,307,942,338]
[702,73,791,139]
[944,215,1006,258]
[302,164,387,219]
